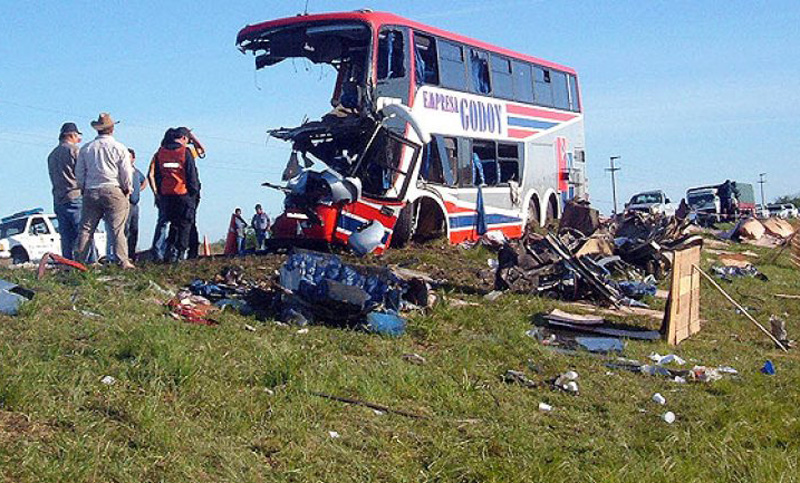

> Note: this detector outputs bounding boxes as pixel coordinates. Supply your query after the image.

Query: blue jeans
[237,235,246,254]
[255,230,267,250]
[151,203,169,261]
[54,198,82,260]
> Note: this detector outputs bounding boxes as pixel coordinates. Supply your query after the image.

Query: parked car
[0,208,107,264]
[686,180,755,222]
[767,203,798,219]
[624,190,676,217]
[754,204,771,219]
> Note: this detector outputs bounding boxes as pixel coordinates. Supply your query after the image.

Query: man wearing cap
[47,122,84,259]
[74,113,135,269]
[153,127,200,262]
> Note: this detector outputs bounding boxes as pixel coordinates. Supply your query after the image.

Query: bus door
[334,126,421,251]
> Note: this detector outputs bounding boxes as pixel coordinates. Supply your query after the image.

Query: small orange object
[202,235,211,257]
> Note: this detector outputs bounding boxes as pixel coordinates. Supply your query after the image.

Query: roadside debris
[0,279,34,316]
[503,369,539,389]
[652,393,666,405]
[100,375,117,386]
[402,353,427,365]
[662,411,676,424]
[648,353,686,365]
[538,402,553,412]
[761,360,776,375]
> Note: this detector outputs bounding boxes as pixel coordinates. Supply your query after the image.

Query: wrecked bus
[236,10,587,253]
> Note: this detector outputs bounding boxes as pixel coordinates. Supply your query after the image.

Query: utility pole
[758,173,767,208]
[607,156,621,216]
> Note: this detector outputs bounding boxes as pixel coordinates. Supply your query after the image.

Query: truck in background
[686,180,755,223]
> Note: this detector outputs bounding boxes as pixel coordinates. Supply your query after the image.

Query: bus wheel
[390,204,414,248]
[525,197,541,235]
[413,198,445,242]
[11,247,29,265]
[545,196,559,228]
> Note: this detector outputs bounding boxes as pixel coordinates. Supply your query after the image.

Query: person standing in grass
[47,122,84,259]
[231,207,248,254]
[126,148,147,259]
[74,113,134,269]
[251,204,271,250]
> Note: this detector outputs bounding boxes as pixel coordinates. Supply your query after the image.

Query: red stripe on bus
[508,128,538,139]
[448,224,523,244]
[506,104,578,122]
[443,201,476,214]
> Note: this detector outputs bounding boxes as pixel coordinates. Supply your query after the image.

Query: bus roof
[237,10,577,75]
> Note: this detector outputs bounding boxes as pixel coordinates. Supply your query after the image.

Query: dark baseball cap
[174,127,191,138]
[60,122,82,136]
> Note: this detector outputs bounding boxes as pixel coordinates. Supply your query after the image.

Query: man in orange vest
[153,127,200,263]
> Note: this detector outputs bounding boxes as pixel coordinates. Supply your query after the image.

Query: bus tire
[546,195,558,223]
[525,197,541,235]
[413,198,445,242]
[390,204,414,248]
[11,247,29,265]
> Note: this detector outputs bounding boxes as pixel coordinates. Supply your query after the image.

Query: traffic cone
[202,235,211,257]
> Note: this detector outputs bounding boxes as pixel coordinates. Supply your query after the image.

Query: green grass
[0,238,798,482]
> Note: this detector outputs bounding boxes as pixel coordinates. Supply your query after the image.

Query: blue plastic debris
[617,281,657,300]
[366,311,406,337]
[760,360,775,375]
[575,337,625,354]
[279,250,405,327]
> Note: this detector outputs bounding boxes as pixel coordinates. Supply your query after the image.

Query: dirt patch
[0,410,53,443]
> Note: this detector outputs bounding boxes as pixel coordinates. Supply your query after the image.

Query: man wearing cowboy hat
[74,113,135,269]
[47,122,84,259]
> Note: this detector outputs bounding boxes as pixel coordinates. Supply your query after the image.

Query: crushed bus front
[237,14,425,254]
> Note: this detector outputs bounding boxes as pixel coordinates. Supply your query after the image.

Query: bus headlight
[0,240,9,254]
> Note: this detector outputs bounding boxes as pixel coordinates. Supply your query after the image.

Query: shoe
[120,261,136,270]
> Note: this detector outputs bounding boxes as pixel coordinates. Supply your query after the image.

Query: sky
[1,0,799,243]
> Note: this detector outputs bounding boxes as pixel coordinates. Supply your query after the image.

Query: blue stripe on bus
[449,213,521,229]
[507,117,559,130]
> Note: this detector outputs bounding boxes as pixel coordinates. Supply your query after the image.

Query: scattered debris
[328,431,340,439]
[0,279,34,316]
[662,411,676,424]
[652,393,666,405]
[503,370,539,389]
[311,391,425,419]
[36,252,87,279]
[402,353,427,365]
[648,353,686,365]
[761,360,775,375]
[538,402,553,412]
[100,375,116,385]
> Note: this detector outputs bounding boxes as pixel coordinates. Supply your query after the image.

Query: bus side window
[498,143,521,183]
[420,136,457,186]
[533,66,553,107]
[568,74,580,112]
[511,60,534,103]
[439,41,467,91]
[469,49,491,95]
[413,33,439,86]
[473,140,499,186]
[491,54,513,99]
[551,70,569,110]
[377,30,405,80]
[457,138,473,187]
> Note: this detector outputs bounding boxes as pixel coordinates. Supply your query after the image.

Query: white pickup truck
[0,208,107,264]
[624,190,677,217]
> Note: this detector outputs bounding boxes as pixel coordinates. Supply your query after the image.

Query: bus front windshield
[242,21,371,110]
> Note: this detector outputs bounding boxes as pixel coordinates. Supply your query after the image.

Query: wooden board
[664,244,702,345]
[791,233,800,269]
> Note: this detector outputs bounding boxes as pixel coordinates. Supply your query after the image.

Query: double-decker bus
[236,10,587,252]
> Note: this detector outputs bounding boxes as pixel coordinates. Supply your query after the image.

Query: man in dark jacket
[153,128,200,262]
[47,122,83,259]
